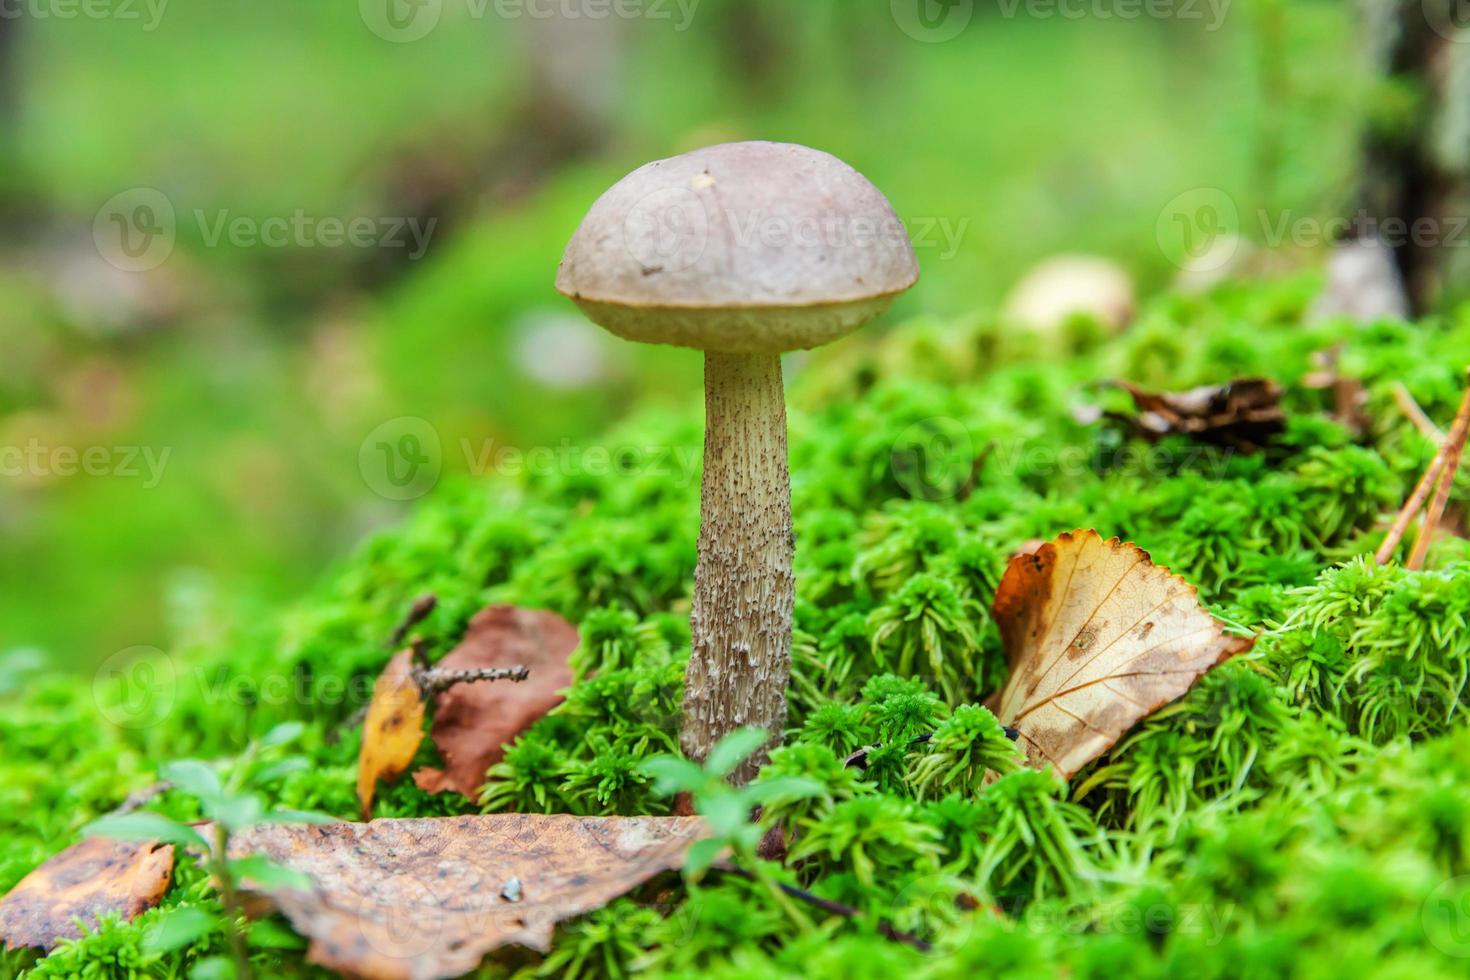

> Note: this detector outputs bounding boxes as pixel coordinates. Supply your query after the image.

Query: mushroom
[556,141,918,782]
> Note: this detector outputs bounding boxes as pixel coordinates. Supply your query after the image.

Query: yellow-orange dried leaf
[992,529,1253,778]
[0,837,175,951]
[228,813,704,980]
[357,649,426,819]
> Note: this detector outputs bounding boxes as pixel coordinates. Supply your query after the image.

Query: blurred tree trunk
[1355,0,1470,313]
[0,13,23,218]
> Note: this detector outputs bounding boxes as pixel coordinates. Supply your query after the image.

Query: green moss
[10,275,1470,975]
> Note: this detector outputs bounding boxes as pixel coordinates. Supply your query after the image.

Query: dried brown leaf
[228,813,704,980]
[0,837,175,951]
[358,649,427,819]
[413,606,577,798]
[1112,378,1284,451]
[992,530,1253,779]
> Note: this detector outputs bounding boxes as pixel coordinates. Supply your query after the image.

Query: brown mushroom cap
[556,141,919,354]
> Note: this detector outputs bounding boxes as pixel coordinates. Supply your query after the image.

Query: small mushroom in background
[1000,253,1135,337]
[1306,236,1410,325]
[511,310,625,390]
[556,141,918,782]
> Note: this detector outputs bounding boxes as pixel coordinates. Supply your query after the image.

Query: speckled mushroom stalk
[685,351,794,784]
[556,141,918,783]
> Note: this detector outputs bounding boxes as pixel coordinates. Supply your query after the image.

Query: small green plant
[641,728,821,927]
[976,769,1101,901]
[908,704,1022,799]
[83,723,331,980]
[787,795,943,890]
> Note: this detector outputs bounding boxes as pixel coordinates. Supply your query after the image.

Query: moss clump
[8,275,1470,975]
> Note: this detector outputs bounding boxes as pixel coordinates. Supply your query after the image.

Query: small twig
[411,665,530,698]
[954,440,998,503]
[1409,412,1470,570]
[717,867,932,952]
[387,594,437,650]
[330,663,531,741]
[842,726,1019,769]
[1376,371,1470,566]
[1393,383,1445,441]
[113,780,170,815]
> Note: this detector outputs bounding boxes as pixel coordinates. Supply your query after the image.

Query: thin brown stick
[113,780,170,815]
[1393,383,1445,441]
[1375,373,1470,564]
[412,665,530,697]
[387,594,437,649]
[1376,453,1448,564]
[1408,417,1469,569]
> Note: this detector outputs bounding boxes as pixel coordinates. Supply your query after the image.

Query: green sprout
[82,723,331,980]
[908,704,1022,799]
[641,728,822,928]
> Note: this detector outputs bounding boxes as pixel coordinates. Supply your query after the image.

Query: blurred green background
[0,0,1358,671]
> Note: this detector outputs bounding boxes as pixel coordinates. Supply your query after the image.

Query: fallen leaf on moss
[227,813,704,980]
[414,606,578,798]
[358,649,427,819]
[0,837,175,951]
[992,529,1253,778]
[1111,378,1284,451]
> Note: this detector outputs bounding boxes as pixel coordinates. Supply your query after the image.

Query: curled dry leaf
[413,606,578,798]
[227,813,704,980]
[1110,378,1284,451]
[992,530,1253,779]
[0,837,175,951]
[358,649,427,819]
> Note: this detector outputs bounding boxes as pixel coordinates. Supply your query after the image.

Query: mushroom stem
[684,350,794,783]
